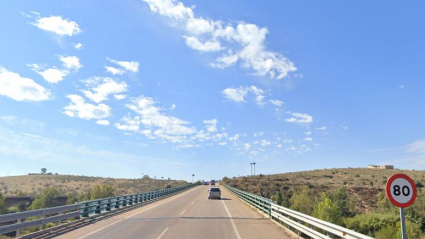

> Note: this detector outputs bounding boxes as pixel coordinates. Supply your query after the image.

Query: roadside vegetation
[223,168,425,239]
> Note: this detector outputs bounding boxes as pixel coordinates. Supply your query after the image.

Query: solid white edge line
[77,187,198,238]
[77,219,123,239]
[156,227,169,239]
[222,200,242,239]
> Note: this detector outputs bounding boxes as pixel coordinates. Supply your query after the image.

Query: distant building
[367,165,394,169]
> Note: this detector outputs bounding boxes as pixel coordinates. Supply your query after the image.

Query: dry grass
[0,174,188,197]
[226,168,425,213]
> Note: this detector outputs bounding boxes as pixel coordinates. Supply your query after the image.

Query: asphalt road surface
[56,185,291,239]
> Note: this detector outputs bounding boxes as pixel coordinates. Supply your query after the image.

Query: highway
[56,185,291,239]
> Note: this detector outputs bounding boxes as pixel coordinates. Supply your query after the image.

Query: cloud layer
[143,0,297,79]
[0,67,51,101]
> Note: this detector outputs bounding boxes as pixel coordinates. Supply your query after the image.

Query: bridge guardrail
[0,184,194,238]
[223,184,374,239]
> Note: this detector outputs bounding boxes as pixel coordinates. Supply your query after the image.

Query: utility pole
[253,162,256,176]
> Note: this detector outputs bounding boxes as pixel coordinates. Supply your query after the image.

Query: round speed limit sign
[386,174,417,208]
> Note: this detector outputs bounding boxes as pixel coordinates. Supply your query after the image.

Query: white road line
[156,227,169,239]
[125,187,198,218]
[222,200,242,239]
[191,202,194,205]
[77,187,198,238]
[77,219,123,239]
[180,210,186,215]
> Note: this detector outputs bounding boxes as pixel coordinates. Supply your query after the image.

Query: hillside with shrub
[0,174,187,197]
[223,168,425,239]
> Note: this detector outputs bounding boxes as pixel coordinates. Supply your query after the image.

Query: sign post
[386,174,417,239]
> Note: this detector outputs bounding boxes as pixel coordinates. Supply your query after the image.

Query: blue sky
[0,0,424,182]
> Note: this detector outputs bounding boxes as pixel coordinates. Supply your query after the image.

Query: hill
[0,174,188,197]
[224,168,425,213]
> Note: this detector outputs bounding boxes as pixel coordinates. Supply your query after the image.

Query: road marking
[156,227,169,239]
[77,219,123,239]
[77,187,198,238]
[125,187,198,218]
[222,200,242,239]
[191,202,194,205]
[180,210,186,215]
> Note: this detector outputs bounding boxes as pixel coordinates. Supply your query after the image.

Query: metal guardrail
[0,184,194,237]
[223,184,374,239]
[222,183,271,215]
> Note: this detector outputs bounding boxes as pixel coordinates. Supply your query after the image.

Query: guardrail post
[15,218,21,237]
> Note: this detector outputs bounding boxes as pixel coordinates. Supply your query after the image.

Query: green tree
[375,220,422,239]
[90,184,114,200]
[376,192,394,213]
[313,195,342,225]
[290,186,315,215]
[0,192,8,214]
[66,193,77,205]
[29,188,62,210]
[271,191,283,206]
[331,187,352,217]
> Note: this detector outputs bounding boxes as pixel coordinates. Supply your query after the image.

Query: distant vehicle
[203,181,209,185]
[211,180,216,185]
[208,187,221,199]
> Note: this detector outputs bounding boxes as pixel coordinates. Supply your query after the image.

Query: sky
[0,0,424,182]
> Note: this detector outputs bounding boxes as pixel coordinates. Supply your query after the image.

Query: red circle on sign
[386,174,417,208]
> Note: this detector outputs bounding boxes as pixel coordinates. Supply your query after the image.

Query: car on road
[211,180,216,185]
[208,187,221,199]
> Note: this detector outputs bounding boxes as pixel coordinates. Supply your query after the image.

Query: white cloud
[204,119,218,132]
[142,0,297,79]
[184,36,222,52]
[116,96,196,143]
[218,141,227,146]
[186,18,215,35]
[260,139,271,146]
[304,131,311,135]
[106,57,139,73]
[114,94,127,100]
[105,66,125,75]
[244,143,251,150]
[74,43,84,50]
[229,134,239,141]
[143,0,194,20]
[63,94,111,120]
[304,137,313,141]
[399,85,404,89]
[38,68,67,83]
[222,87,248,102]
[170,104,176,110]
[0,67,51,101]
[29,56,82,83]
[60,56,82,71]
[269,99,284,107]
[96,120,110,126]
[32,16,81,36]
[285,112,313,123]
[81,77,128,103]
[315,126,326,130]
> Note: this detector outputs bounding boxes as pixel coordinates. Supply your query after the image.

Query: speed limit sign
[386,174,417,208]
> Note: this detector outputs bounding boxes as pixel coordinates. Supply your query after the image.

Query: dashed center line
[156,227,169,239]
[191,202,194,205]
[180,210,186,215]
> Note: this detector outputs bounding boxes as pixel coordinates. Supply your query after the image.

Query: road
[56,185,291,239]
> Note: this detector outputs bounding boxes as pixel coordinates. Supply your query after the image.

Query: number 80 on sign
[386,174,417,208]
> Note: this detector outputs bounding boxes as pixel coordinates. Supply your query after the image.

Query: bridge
[0,184,373,239]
